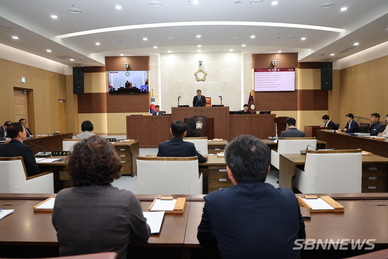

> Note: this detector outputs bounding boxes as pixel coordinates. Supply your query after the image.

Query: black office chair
[334,123,340,130]
[359,123,370,133]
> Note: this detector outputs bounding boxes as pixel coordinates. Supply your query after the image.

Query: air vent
[69,8,82,14]
[321,2,334,8]
[57,55,74,59]
[338,46,357,53]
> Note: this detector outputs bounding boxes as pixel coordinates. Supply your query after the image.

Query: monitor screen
[254,68,295,92]
[108,71,148,93]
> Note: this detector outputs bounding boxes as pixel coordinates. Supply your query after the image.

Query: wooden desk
[207,140,228,154]
[38,141,140,192]
[317,131,388,158]
[199,155,227,194]
[304,126,331,137]
[279,153,388,192]
[229,114,276,139]
[0,194,191,259]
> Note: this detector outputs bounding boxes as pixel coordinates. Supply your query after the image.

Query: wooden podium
[172,107,229,140]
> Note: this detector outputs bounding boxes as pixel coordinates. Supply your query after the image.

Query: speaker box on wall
[321,62,332,90]
[73,67,84,94]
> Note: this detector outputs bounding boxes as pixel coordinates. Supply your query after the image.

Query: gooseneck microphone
[28,142,51,157]
[177,96,181,106]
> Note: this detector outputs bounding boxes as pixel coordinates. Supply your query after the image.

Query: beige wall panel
[297,69,321,90]
[84,72,107,93]
[77,113,108,135]
[297,110,329,130]
[106,113,151,135]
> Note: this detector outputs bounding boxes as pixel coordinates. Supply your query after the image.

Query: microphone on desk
[300,145,318,155]
[28,142,51,157]
[177,96,181,106]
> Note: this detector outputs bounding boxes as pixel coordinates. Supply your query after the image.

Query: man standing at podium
[193,89,206,107]
[197,135,305,258]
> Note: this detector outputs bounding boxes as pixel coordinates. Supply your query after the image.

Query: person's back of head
[81,120,94,132]
[7,123,24,139]
[224,134,270,183]
[171,120,187,138]
[67,135,122,187]
[186,118,197,133]
[322,115,329,120]
[285,117,296,126]
[346,113,354,119]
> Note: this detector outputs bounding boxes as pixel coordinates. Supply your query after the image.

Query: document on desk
[0,209,14,220]
[35,197,56,210]
[143,211,165,234]
[150,199,176,211]
[36,158,62,163]
[301,198,334,210]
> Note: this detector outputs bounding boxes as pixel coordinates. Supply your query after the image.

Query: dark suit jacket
[369,121,385,136]
[343,120,360,133]
[325,120,336,129]
[25,127,33,136]
[279,127,305,137]
[0,139,40,176]
[152,111,164,116]
[193,95,206,107]
[0,126,6,138]
[53,185,150,259]
[157,137,207,163]
[197,182,305,259]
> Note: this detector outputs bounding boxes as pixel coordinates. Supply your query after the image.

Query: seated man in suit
[341,113,360,133]
[369,113,385,136]
[240,104,252,114]
[378,114,388,137]
[197,135,306,259]
[279,117,305,137]
[157,120,208,163]
[192,89,206,107]
[322,115,336,128]
[19,118,33,137]
[152,105,164,116]
[0,121,12,138]
[0,122,40,176]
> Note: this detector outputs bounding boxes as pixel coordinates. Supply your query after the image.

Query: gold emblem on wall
[195,61,207,81]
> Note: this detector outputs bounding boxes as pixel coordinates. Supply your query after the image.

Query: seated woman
[186,117,200,137]
[76,120,95,139]
[52,135,150,259]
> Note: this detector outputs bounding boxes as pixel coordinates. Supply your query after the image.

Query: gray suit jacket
[279,127,305,137]
[52,185,150,259]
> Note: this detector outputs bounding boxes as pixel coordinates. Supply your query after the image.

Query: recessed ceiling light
[340,7,347,11]
[231,35,240,39]
[198,45,202,47]
[301,37,306,40]
[120,54,124,56]
[193,0,199,4]
[196,35,201,38]
[143,37,148,41]
[12,36,18,39]
[149,1,162,8]
[168,50,171,53]
[278,50,282,53]
[354,42,359,46]
[51,15,58,19]
[116,5,122,10]
[46,49,52,52]
[69,8,82,14]
[250,0,263,5]
[95,42,100,45]
[272,1,278,6]
[330,53,335,56]
[198,50,201,52]
[153,46,158,49]
[250,35,256,38]
[321,2,334,9]
[242,44,246,47]
[70,58,75,61]
[229,49,233,51]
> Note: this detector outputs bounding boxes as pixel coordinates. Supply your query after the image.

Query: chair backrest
[63,139,81,151]
[205,97,211,107]
[0,157,53,193]
[277,138,317,154]
[299,149,362,193]
[136,156,202,194]
[359,123,370,133]
[183,137,208,155]
[334,123,340,130]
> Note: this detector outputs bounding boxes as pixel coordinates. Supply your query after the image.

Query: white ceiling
[1,0,387,67]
